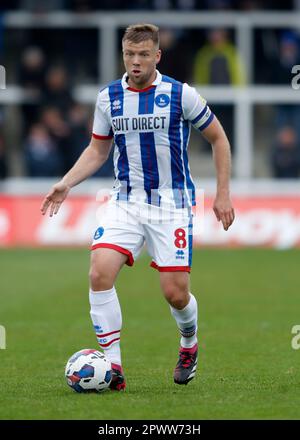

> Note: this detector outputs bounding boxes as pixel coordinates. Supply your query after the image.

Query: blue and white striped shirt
[92,70,214,208]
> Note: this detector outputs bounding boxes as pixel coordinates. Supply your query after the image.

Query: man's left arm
[201,116,235,231]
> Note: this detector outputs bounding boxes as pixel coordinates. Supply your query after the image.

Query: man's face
[122,39,161,87]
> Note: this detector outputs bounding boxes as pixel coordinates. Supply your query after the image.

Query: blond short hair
[122,23,160,48]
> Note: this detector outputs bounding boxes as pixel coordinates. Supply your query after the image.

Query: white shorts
[91,200,193,272]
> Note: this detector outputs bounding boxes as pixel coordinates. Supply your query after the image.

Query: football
[65,349,112,393]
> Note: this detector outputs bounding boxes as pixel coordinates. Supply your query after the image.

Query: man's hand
[40,181,71,217]
[213,193,235,231]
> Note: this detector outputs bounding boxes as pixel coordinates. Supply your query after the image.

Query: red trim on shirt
[127,85,156,93]
[92,133,113,140]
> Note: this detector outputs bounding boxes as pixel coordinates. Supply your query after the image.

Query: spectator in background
[157,28,190,83]
[19,47,46,93]
[67,103,90,166]
[18,46,47,133]
[193,29,245,151]
[270,31,300,84]
[63,103,114,177]
[270,126,300,178]
[270,31,300,141]
[42,66,74,116]
[40,106,70,173]
[24,123,62,177]
[193,29,245,85]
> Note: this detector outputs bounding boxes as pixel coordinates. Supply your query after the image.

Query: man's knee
[89,248,127,291]
[165,290,189,309]
[160,275,190,309]
[89,265,114,291]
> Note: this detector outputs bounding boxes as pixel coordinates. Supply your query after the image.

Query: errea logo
[176,250,185,260]
[155,94,170,108]
[112,99,121,111]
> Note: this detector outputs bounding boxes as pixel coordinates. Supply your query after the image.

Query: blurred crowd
[0,0,297,12]
[19,54,107,178]
[1,49,114,179]
[0,3,300,179]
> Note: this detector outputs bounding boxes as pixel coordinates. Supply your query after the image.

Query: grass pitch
[0,248,299,420]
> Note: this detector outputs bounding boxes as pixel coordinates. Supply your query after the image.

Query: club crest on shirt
[94,227,104,240]
[155,94,170,108]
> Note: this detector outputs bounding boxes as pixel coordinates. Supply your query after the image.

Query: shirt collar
[121,69,162,90]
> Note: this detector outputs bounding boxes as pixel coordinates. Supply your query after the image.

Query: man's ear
[156,49,162,65]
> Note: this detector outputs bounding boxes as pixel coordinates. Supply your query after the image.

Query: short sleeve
[182,83,214,131]
[92,90,113,140]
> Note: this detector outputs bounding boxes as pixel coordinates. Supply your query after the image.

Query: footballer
[41,23,235,390]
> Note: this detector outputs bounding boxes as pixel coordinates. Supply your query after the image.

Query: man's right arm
[40,136,113,217]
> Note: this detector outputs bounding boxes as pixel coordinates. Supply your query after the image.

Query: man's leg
[159,272,198,385]
[89,247,128,390]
